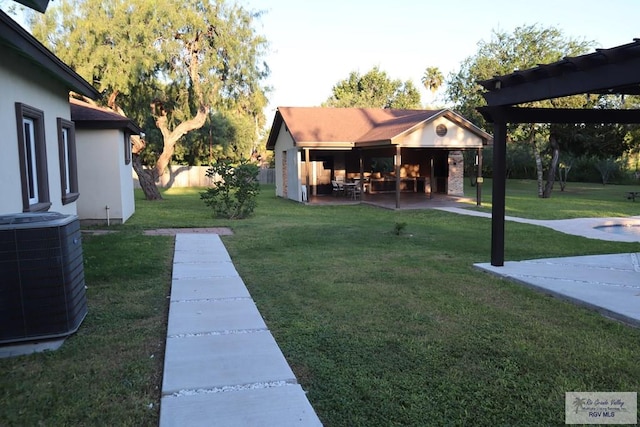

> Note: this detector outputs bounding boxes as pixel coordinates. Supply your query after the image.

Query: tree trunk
[526,125,544,197]
[542,134,559,198]
[132,154,163,200]
[131,133,163,200]
[558,162,572,191]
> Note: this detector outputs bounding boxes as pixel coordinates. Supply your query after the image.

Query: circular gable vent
[436,124,447,137]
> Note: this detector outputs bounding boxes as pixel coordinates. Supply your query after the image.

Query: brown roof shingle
[70,98,141,134]
[266,107,492,150]
[277,107,441,144]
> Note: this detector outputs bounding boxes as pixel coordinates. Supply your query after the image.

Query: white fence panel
[133,166,275,188]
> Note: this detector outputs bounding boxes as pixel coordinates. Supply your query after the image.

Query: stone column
[447,150,464,196]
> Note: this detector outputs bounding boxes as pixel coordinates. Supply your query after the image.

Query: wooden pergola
[477,39,640,266]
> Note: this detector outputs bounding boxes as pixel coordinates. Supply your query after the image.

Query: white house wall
[272,123,295,198]
[76,128,134,223]
[0,50,77,216]
[286,149,302,202]
[401,116,485,148]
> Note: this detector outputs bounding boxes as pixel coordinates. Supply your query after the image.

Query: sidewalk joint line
[171,297,252,303]
[165,380,298,398]
[167,328,268,339]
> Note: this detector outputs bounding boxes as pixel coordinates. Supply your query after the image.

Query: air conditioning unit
[0,212,88,344]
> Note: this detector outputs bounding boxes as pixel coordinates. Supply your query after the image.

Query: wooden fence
[133,166,275,188]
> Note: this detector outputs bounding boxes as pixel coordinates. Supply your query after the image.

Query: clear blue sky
[240,0,639,116]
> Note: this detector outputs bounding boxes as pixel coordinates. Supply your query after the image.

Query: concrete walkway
[437,207,640,243]
[160,234,322,426]
[437,207,640,327]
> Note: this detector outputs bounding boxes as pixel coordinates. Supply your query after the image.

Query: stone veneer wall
[448,150,464,196]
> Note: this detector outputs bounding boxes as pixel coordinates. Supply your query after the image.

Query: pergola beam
[478,107,640,125]
[481,56,640,106]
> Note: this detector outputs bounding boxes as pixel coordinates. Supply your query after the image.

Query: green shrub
[393,221,407,235]
[200,159,260,219]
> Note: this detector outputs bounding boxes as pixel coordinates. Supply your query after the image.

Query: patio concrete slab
[169,277,250,301]
[167,298,267,336]
[438,207,640,243]
[476,253,640,327]
[163,330,297,394]
[160,384,322,427]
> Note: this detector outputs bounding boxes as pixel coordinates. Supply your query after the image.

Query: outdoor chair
[331,180,344,196]
[351,183,361,200]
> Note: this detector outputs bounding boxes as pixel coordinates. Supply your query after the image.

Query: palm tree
[421,66,444,106]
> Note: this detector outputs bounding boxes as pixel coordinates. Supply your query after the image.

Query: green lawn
[1,181,639,426]
[468,178,640,219]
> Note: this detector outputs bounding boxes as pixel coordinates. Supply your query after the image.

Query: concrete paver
[172,261,239,279]
[168,277,250,300]
[162,331,298,394]
[161,233,322,426]
[160,384,322,427]
[167,298,267,335]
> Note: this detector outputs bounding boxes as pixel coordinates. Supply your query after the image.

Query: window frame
[124,132,132,165]
[15,103,50,212]
[57,118,79,204]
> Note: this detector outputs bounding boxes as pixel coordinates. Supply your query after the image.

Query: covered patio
[266,107,492,209]
[307,191,476,210]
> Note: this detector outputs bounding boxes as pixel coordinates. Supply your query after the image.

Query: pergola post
[395,145,401,209]
[491,122,507,266]
[476,147,483,206]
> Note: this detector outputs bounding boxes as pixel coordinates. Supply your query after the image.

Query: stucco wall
[401,116,485,148]
[0,49,77,216]
[76,128,134,223]
[272,123,297,199]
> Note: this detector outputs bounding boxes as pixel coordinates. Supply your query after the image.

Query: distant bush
[200,159,260,219]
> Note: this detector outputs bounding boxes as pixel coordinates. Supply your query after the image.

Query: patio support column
[491,121,507,267]
[304,148,311,202]
[395,145,401,209]
[359,149,365,201]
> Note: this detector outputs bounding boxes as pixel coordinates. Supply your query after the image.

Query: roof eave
[74,120,141,134]
[0,10,100,99]
[265,110,284,150]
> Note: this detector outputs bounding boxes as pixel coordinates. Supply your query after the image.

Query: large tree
[30,0,269,200]
[323,66,421,109]
[446,25,595,197]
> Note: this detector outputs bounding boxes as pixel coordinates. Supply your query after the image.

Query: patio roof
[266,107,492,149]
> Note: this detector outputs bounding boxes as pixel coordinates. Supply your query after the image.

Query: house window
[15,103,50,212]
[57,118,79,204]
[124,133,132,165]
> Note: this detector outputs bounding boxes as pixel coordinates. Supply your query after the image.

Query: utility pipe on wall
[105,205,110,227]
